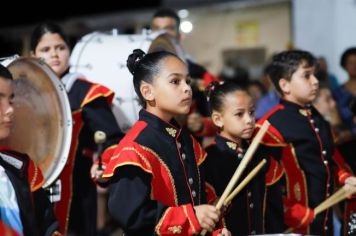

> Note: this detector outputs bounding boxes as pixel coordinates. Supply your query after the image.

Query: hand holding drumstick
[90,131,107,182]
[285,176,356,233]
[200,121,270,235]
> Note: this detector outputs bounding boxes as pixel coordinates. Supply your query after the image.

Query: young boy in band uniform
[257,50,356,235]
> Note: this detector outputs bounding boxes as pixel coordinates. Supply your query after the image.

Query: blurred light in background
[178,9,189,18]
[180,20,193,33]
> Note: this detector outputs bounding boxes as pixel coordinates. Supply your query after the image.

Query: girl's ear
[211,111,224,129]
[140,81,155,102]
[279,78,290,95]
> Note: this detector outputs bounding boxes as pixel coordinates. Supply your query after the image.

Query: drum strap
[0,153,23,170]
[62,72,84,92]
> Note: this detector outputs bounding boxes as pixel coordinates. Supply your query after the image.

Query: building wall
[180,0,291,76]
[293,0,356,84]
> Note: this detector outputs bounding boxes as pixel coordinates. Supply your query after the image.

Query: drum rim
[8,57,73,187]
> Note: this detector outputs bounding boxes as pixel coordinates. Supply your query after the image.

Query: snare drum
[1,57,72,188]
[69,30,184,132]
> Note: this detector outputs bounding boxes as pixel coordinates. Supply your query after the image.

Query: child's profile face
[150,56,192,120]
[0,78,14,140]
[282,62,319,106]
[215,91,255,142]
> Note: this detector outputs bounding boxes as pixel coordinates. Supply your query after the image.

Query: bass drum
[70,30,184,132]
[0,57,72,188]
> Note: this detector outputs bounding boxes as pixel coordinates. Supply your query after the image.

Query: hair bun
[127,49,146,75]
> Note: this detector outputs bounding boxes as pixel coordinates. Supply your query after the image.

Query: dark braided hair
[205,80,248,115]
[127,48,184,108]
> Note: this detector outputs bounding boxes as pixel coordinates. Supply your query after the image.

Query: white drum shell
[70,31,165,132]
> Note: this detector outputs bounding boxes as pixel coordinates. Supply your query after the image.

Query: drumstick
[314,188,346,215]
[201,120,270,235]
[224,159,267,205]
[94,131,107,170]
[313,186,356,216]
[284,187,354,233]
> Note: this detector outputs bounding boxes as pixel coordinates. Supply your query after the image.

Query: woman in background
[30,22,124,236]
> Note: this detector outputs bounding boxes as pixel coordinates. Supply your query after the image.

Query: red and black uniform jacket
[103,109,217,236]
[203,135,271,235]
[257,99,352,235]
[0,146,60,236]
[54,77,124,235]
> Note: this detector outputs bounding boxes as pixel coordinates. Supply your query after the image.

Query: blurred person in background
[30,22,124,236]
[151,8,219,144]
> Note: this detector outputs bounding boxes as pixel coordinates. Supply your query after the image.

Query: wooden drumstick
[94,131,107,170]
[284,187,355,233]
[224,159,267,206]
[201,120,270,235]
[312,186,356,216]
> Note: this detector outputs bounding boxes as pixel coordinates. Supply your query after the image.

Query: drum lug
[46,179,62,203]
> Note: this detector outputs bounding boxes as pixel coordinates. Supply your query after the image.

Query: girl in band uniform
[103,49,230,236]
[203,81,277,235]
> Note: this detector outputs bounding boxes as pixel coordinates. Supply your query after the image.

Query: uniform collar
[139,109,181,139]
[215,135,246,155]
[280,99,312,117]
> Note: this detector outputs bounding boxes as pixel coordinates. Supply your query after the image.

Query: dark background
[1,1,161,28]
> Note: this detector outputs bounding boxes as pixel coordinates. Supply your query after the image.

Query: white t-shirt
[0,164,23,235]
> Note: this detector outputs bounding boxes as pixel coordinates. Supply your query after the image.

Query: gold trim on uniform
[294,182,301,202]
[191,137,203,204]
[226,141,237,151]
[155,207,171,235]
[183,205,197,233]
[339,172,349,182]
[52,231,63,236]
[196,163,202,205]
[290,145,308,205]
[256,123,286,146]
[30,165,38,191]
[121,147,153,171]
[283,144,309,212]
[299,108,311,117]
[296,208,312,229]
[168,225,182,234]
[266,161,284,186]
[141,146,179,206]
[193,137,206,166]
[166,127,177,138]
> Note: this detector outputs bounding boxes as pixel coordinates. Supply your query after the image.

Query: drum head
[0,57,72,187]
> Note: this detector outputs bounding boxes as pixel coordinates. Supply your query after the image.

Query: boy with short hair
[257,50,356,235]
[0,64,60,236]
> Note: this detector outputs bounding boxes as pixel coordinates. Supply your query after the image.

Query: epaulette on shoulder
[255,122,286,147]
[80,81,114,108]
